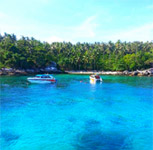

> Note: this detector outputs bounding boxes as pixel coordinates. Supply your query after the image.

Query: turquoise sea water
[0,75,153,150]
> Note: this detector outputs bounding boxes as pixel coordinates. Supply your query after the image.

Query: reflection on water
[90,80,103,85]
[0,75,153,150]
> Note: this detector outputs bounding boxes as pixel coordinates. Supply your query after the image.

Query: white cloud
[45,16,99,43]
[146,4,153,9]
[45,36,64,43]
[0,9,152,44]
[104,23,153,42]
[72,16,98,38]
[0,12,6,19]
[39,0,49,3]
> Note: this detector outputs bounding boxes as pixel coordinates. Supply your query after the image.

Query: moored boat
[90,74,102,82]
[27,74,56,83]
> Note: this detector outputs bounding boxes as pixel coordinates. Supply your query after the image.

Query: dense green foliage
[0,33,153,71]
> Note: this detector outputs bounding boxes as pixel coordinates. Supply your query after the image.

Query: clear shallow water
[0,75,153,150]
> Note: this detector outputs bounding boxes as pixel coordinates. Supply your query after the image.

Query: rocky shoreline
[66,68,153,76]
[0,68,62,76]
[0,68,153,76]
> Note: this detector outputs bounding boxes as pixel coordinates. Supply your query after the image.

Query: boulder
[8,72,16,76]
[15,69,27,75]
[1,68,15,73]
[50,61,57,67]
[26,69,35,73]
[4,68,14,72]
[147,68,153,75]
[0,68,14,75]
[0,70,3,75]
[132,71,138,76]
[143,71,149,76]
[123,70,129,75]
[44,66,57,72]
[40,69,45,72]
[34,69,40,73]
[139,68,153,76]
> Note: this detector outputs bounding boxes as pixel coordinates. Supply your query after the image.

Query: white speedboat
[27,74,56,83]
[90,74,102,82]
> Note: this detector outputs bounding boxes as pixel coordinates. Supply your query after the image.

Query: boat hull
[27,78,56,83]
[90,77,102,82]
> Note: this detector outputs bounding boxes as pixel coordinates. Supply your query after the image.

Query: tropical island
[0,33,153,76]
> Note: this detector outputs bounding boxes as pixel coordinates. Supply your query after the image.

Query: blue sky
[0,0,153,43]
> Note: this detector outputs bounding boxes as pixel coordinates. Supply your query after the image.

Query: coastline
[0,68,63,76]
[0,68,152,76]
[65,69,153,76]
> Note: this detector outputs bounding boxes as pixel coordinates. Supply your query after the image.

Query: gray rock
[26,69,35,73]
[15,69,27,75]
[144,71,149,76]
[0,70,3,75]
[123,70,129,75]
[2,68,15,73]
[132,71,138,76]
[44,66,57,72]
[50,61,57,67]
[147,68,153,75]
[40,69,45,72]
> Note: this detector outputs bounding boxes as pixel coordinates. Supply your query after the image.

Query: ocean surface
[0,75,153,150]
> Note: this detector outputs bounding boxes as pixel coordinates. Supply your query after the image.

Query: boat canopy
[36,74,53,78]
[90,74,100,79]
[36,74,43,77]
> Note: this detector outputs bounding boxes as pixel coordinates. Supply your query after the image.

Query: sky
[0,0,153,43]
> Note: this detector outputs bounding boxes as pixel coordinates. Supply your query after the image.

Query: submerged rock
[74,130,131,150]
[1,131,20,142]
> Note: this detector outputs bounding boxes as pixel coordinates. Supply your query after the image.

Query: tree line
[0,33,153,71]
